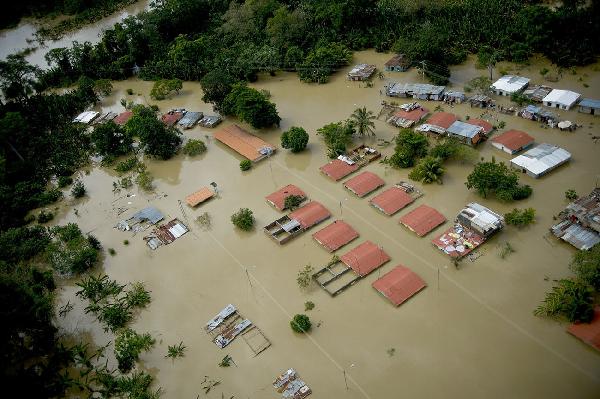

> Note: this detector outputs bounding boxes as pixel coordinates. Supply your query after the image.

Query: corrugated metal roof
[178,111,203,128]
[568,307,600,351]
[185,187,214,207]
[372,265,426,306]
[343,171,385,197]
[265,184,306,211]
[552,222,600,250]
[542,89,580,107]
[491,129,534,151]
[369,187,415,215]
[312,220,359,252]
[130,207,164,224]
[320,159,359,181]
[214,124,276,162]
[446,120,483,139]
[579,98,600,109]
[341,241,390,277]
[491,75,530,93]
[466,118,493,134]
[399,205,446,236]
[289,201,331,229]
[510,143,571,176]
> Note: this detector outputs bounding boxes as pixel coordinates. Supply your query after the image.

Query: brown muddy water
[14,50,600,398]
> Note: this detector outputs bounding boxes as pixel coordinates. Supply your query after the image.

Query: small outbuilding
[161,110,184,126]
[510,143,571,178]
[442,91,465,104]
[265,184,306,211]
[198,114,222,128]
[542,89,581,110]
[372,265,426,306]
[263,201,331,244]
[73,111,99,124]
[491,129,534,154]
[551,188,600,250]
[341,241,391,277]
[386,82,445,101]
[468,94,494,108]
[214,124,276,162]
[384,54,411,72]
[456,202,504,238]
[347,64,376,81]
[312,220,359,252]
[343,171,385,197]
[523,85,552,103]
[178,111,203,129]
[446,121,485,146]
[578,98,600,116]
[490,75,530,96]
[399,205,446,236]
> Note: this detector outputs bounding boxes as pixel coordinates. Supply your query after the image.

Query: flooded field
[38,49,600,398]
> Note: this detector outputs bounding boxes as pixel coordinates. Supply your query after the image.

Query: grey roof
[178,111,203,128]
[129,207,164,224]
[510,143,571,176]
[552,221,600,250]
[579,98,600,109]
[446,121,482,138]
[388,82,445,96]
[444,91,465,99]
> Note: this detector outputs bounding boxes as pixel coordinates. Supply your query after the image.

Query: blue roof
[579,98,600,109]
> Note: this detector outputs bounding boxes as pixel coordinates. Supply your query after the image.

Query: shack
[92,111,117,125]
[372,265,426,306]
[161,110,184,126]
[116,207,164,233]
[518,104,557,126]
[273,369,312,399]
[347,64,376,81]
[206,305,270,355]
[523,85,552,103]
[446,121,485,146]
[185,187,214,207]
[214,124,276,162]
[178,111,203,129]
[312,220,359,252]
[266,184,306,211]
[491,129,534,154]
[384,54,410,72]
[399,205,446,236]
[73,111,99,124]
[387,103,429,128]
[386,82,445,101]
[490,75,530,96]
[510,143,571,178]
[578,98,600,116]
[442,91,465,104]
[198,114,222,128]
[343,171,385,197]
[542,89,581,110]
[416,112,458,135]
[567,307,600,351]
[468,94,494,108]
[551,188,600,250]
[113,111,133,125]
[144,218,188,250]
[313,241,390,296]
[369,182,421,216]
[263,201,330,244]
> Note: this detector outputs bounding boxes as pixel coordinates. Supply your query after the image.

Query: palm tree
[409,156,445,184]
[350,106,376,138]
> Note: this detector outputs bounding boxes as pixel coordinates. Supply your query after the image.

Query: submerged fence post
[343,370,348,390]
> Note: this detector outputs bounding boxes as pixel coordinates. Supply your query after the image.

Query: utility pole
[421,60,426,82]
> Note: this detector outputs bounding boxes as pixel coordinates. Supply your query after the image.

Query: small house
[542,89,581,110]
[387,103,428,128]
[178,111,203,129]
[490,75,530,96]
[113,111,133,125]
[523,85,552,103]
[578,98,600,116]
[510,143,571,178]
[446,121,485,146]
[347,64,376,81]
[416,112,458,135]
[384,54,411,72]
[265,184,306,211]
[161,110,184,126]
[551,188,600,250]
[198,114,222,128]
[312,220,359,252]
[491,129,534,154]
[399,205,446,237]
[442,91,465,104]
[343,171,385,197]
[370,182,422,216]
[466,118,493,135]
[468,94,494,108]
[386,82,445,101]
[567,307,600,351]
[372,265,426,306]
[456,203,504,238]
[519,105,557,125]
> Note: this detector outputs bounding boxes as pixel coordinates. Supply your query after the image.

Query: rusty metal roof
[399,205,446,236]
[312,220,359,252]
[161,111,184,126]
[214,124,276,162]
[343,171,385,197]
[113,111,133,125]
[289,201,331,229]
[265,184,306,211]
[568,307,600,351]
[393,106,429,122]
[320,159,359,181]
[372,265,426,306]
[185,187,214,207]
[341,241,390,277]
[370,187,415,215]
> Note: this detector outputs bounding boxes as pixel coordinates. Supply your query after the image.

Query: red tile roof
[491,129,534,151]
[399,205,446,236]
[466,118,493,134]
[568,307,600,351]
[341,241,390,277]
[343,171,385,197]
[214,124,276,162]
[161,111,184,126]
[265,184,306,211]
[312,220,359,252]
[370,187,415,215]
[114,111,133,125]
[289,201,331,229]
[393,106,429,122]
[372,265,427,306]
[426,112,458,129]
[320,159,359,181]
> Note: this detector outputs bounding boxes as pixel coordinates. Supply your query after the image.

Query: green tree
[90,121,132,157]
[317,121,354,158]
[534,279,594,323]
[114,328,155,373]
[290,314,311,333]
[504,208,536,227]
[465,159,532,201]
[125,106,181,160]
[350,107,376,138]
[565,189,578,200]
[570,246,600,290]
[284,195,304,210]
[298,43,352,83]
[200,69,237,109]
[182,139,207,156]
[409,156,445,184]
[71,180,86,198]
[388,129,428,168]
[222,84,281,129]
[231,208,254,231]
[0,54,40,104]
[281,126,309,153]
[150,78,183,100]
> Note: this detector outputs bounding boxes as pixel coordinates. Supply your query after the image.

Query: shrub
[123,240,129,245]
[281,126,309,153]
[37,210,54,224]
[534,279,594,323]
[125,282,151,309]
[505,208,535,227]
[297,264,314,290]
[150,79,182,100]
[317,121,354,158]
[239,159,252,171]
[58,176,73,187]
[135,171,154,191]
[108,248,116,256]
[304,301,315,311]
[126,88,134,95]
[231,208,254,231]
[565,189,578,201]
[71,180,86,198]
[388,129,428,168]
[114,328,155,373]
[37,188,63,206]
[166,342,186,359]
[182,139,207,156]
[284,195,304,210]
[115,157,140,174]
[570,246,600,290]
[290,314,311,333]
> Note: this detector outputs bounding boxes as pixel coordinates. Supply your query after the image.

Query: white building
[490,75,530,96]
[542,89,581,110]
[510,143,571,178]
[456,203,504,237]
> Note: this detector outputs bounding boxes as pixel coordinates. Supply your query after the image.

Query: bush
[304,301,315,311]
[290,314,311,333]
[47,225,100,275]
[505,208,535,227]
[108,248,116,256]
[71,180,86,198]
[570,246,600,290]
[240,159,252,171]
[231,208,254,231]
[37,210,54,224]
[281,127,309,153]
[124,282,151,308]
[317,121,354,158]
[534,279,594,323]
[57,176,73,187]
[135,171,154,192]
[284,195,304,210]
[114,328,155,373]
[297,264,314,290]
[37,188,63,206]
[182,139,207,156]
[115,157,140,174]
[565,189,578,201]
[126,88,134,95]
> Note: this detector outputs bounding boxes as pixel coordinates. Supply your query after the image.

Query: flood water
[1,17,600,394]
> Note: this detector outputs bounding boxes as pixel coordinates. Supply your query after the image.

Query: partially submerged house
[273,369,312,399]
[313,241,390,296]
[265,184,306,211]
[113,110,133,125]
[491,129,534,154]
[214,124,276,162]
[263,201,331,244]
[468,94,494,108]
[206,304,270,355]
[178,111,203,129]
[116,207,164,233]
[510,143,571,178]
[466,118,493,135]
[312,220,359,252]
[578,98,600,116]
[144,218,189,250]
[198,114,222,128]
[542,89,581,110]
[319,145,380,181]
[343,171,385,197]
[518,104,557,126]
[386,82,445,101]
[347,64,376,81]
[446,120,485,146]
[387,102,429,128]
[161,110,184,126]
[490,75,530,96]
[92,111,117,125]
[384,54,411,72]
[416,112,458,135]
[73,111,99,124]
[551,188,600,250]
[567,307,600,351]
[372,265,426,306]
[432,203,503,258]
[523,85,552,103]
[369,182,422,216]
[185,187,214,207]
[399,205,446,237]
[442,91,465,104]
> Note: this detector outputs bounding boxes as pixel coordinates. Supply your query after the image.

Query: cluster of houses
[73,108,222,129]
[551,188,600,250]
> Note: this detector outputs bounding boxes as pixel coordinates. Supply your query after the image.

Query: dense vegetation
[466,159,532,201]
